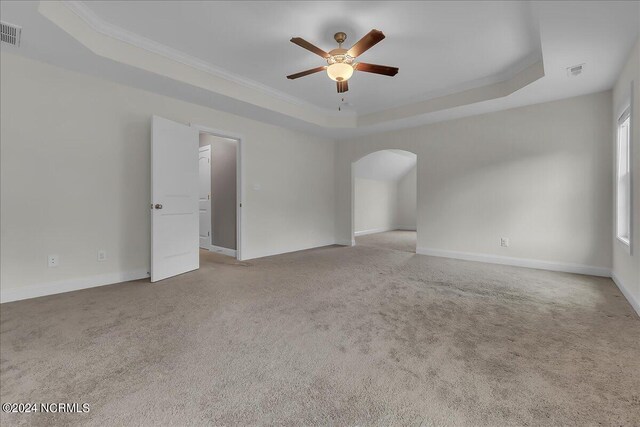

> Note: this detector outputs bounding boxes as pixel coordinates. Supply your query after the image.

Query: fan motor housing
[327,49,354,66]
[328,48,348,56]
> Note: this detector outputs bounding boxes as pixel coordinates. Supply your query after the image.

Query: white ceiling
[81,0,542,115]
[0,1,638,138]
[353,150,416,181]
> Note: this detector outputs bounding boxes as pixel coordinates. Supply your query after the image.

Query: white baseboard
[2,248,637,319]
[354,227,416,237]
[208,245,237,257]
[1,269,150,304]
[611,272,640,317]
[354,227,395,237]
[243,239,338,260]
[416,247,611,277]
[336,239,355,246]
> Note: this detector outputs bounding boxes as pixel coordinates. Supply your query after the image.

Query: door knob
[155,204,163,209]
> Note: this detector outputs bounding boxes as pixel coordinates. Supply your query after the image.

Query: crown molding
[371,50,543,115]
[38,0,356,129]
[359,58,544,126]
[39,1,545,131]
[61,1,342,118]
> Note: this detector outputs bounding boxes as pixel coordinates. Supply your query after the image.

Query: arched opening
[351,149,417,253]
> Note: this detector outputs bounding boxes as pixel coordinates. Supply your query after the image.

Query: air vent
[1,21,22,46]
[566,64,584,77]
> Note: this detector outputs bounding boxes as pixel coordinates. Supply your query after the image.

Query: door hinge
[208,194,210,200]
[208,231,210,236]
[239,203,242,208]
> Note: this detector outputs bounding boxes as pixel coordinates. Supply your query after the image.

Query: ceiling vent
[1,21,22,47]
[566,64,584,77]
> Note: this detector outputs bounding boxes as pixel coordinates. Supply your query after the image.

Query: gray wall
[1,52,337,300]
[353,166,417,234]
[611,39,639,311]
[336,91,613,272]
[199,134,238,250]
[354,178,398,234]
[396,166,417,230]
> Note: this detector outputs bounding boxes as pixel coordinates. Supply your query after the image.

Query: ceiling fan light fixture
[287,30,397,92]
[327,62,354,82]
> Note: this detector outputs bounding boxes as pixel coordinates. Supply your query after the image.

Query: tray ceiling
[1,1,638,137]
[81,0,542,115]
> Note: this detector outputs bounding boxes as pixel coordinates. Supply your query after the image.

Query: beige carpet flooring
[356,230,417,253]
[1,232,639,426]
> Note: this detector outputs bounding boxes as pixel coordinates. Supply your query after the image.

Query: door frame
[190,123,244,261]
[198,145,212,250]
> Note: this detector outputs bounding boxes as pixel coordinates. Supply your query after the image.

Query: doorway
[351,149,417,253]
[199,146,212,249]
[150,117,243,283]
[195,125,241,260]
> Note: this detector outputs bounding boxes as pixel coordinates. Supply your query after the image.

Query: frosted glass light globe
[327,63,354,82]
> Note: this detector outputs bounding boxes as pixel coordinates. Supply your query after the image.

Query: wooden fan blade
[347,29,385,58]
[337,80,349,93]
[355,62,399,76]
[286,66,327,80]
[290,37,330,58]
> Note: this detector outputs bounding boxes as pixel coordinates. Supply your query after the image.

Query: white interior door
[199,145,212,249]
[151,116,199,282]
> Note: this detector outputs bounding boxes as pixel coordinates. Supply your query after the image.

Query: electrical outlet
[500,238,510,247]
[97,250,107,262]
[48,255,59,268]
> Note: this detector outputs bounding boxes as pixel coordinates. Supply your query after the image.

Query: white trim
[369,51,543,114]
[3,251,636,319]
[618,105,631,124]
[615,93,633,255]
[61,1,335,116]
[208,245,237,258]
[54,1,544,128]
[199,144,212,250]
[0,269,149,304]
[354,227,396,237]
[611,272,640,317]
[243,239,338,261]
[336,239,355,246]
[191,124,244,261]
[416,247,611,277]
[616,235,631,248]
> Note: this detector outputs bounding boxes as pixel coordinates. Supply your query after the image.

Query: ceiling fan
[287,30,399,93]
